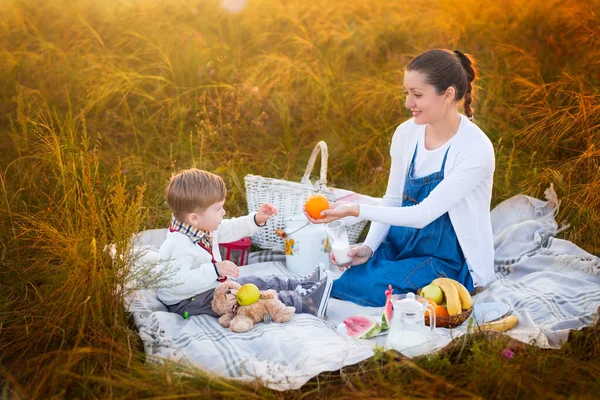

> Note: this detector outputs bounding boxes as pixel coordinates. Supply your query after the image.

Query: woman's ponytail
[453,50,476,120]
[407,49,478,120]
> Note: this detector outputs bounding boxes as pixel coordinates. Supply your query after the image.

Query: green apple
[236,283,261,306]
[420,283,444,305]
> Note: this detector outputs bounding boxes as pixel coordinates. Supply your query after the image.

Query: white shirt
[360,115,496,287]
[157,214,261,305]
[412,132,452,178]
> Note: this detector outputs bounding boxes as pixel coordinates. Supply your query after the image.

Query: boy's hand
[216,260,239,278]
[256,203,278,225]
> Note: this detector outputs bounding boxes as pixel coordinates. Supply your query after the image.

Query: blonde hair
[166,168,226,221]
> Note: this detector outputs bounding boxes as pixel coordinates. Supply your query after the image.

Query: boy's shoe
[301,270,333,319]
[298,264,324,283]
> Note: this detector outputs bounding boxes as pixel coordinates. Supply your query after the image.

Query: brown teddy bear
[211,280,296,333]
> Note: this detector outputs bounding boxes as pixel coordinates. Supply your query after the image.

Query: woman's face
[403,70,451,125]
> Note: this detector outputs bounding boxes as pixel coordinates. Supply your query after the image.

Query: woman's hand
[331,244,373,271]
[303,201,360,224]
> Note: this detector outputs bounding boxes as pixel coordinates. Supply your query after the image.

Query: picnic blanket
[124,186,600,390]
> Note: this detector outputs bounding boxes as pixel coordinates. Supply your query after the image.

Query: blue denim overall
[331,144,475,307]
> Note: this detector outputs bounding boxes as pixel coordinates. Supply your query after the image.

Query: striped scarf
[169,215,213,250]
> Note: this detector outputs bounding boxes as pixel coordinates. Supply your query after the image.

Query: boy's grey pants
[166,275,311,318]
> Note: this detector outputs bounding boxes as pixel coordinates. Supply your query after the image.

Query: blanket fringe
[554,254,600,276]
[138,313,186,364]
[544,183,571,233]
[544,183,560,215]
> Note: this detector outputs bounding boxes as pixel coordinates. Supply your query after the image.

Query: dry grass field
[1,0,599,398]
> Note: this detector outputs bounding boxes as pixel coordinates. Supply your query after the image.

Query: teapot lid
[395,292,424,315]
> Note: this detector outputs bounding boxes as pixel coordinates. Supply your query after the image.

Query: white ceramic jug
[385,292,436,357]
[283,214,330,274]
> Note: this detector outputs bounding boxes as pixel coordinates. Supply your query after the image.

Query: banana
[431,278,462,316]
[449,279,472,310]
[474,315,518,333]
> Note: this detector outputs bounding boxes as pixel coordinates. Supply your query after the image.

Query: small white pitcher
[385,292,436,357]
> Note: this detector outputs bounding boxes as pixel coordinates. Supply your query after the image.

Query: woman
[306,49,495,307]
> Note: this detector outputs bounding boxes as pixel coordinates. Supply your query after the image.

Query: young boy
[158,168,333,320]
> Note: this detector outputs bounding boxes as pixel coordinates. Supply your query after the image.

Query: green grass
[1,0,599,398]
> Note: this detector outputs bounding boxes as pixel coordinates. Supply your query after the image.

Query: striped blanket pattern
[125,186,599,390]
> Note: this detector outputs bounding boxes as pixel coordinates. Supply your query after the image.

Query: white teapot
[385,292,436,357]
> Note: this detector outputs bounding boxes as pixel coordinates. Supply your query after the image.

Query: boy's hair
[166,168,226,221]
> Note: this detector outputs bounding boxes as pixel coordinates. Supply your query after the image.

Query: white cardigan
[157,214,260,305]
[360,115,495,287]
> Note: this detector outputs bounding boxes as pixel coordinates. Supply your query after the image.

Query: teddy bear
[211,280,296,333]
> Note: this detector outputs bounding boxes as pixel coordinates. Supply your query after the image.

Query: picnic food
[420,283,444,305]
[381,285,394,330]
[305,193,330,219]
[343,315,382,339]
[212,281,295,333]
[420,278,474,328]
[434,304,450,318]
[236,283,261,306]
[431,278,462,316]
[420,278,473,317]
[474,315,518,333]
[449,278,473,310]
[424,299,450,319]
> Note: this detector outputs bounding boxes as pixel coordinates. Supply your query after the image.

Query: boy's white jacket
[157,214,260,305]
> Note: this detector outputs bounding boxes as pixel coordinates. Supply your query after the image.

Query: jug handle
[426,303,436,332]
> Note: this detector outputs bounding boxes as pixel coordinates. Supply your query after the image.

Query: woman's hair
[166,168,226,221]
[406,49,477,119]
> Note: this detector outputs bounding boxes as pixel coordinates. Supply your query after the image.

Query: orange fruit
[435,305,450,318]
[426,298,437,307]
[424,298,437,318]
[424,299,449,317]
[424,298,450,325]
[305,193,330,219]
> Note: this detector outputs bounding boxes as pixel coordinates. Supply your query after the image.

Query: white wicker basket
[245,141,368,252]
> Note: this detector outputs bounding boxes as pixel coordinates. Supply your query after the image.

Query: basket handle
[300,141,328,191]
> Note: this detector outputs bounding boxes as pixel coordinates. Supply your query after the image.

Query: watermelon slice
[343,315,382,339]
[381,284,394,330]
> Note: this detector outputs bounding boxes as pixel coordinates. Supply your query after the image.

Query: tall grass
[1,0,599,398]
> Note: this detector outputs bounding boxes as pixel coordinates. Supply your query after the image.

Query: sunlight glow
[221,0,247,13]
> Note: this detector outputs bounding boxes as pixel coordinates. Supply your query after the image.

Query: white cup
[325,220,352,267]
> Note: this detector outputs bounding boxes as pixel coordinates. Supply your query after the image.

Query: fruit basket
[425,308,472,329]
